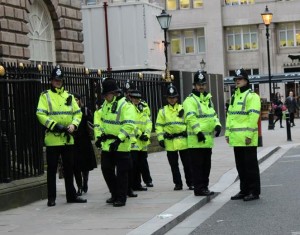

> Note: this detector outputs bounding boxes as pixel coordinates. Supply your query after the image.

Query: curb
[127,146,280,235]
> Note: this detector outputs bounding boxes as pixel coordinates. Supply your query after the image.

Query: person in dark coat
[272,92,284,128]
[73,93,97,195]
[285,91,299,127]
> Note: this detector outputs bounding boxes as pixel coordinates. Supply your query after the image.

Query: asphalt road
[190,145,300,235]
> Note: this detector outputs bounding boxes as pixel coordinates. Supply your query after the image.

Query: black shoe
[146,182,154,187]
[106,197,116,204]
[47,200,56,207]
[174,185,183,191]
[133,186,148,191]
[231,192,247,200]
[188,185,194,190]
[280,126,284,128]
[82,185,88,193]
[76,188,83,196]
[113,201,126,207]
[194,189,214,196]
[67,196,87,203]
[243,194,259,201]
[127,189,138,197]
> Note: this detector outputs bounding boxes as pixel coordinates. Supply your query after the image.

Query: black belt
[164,131,187,140]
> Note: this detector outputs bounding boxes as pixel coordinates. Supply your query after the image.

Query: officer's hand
[109,138,122,152]
[245,137,251,145]
[178,109,184,118]
[67,124,75,133]
[214,125,221,137]
[53,123,67,133]
[139,133,149,141]
[197,132,206,143]
[159,140,165,148]
[95,137,102,149]
[225,136,229,144]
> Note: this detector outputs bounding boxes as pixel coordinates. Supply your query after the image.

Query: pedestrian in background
[183,70,222,196]
[272,92,284,128]
[73,93,97,195]
[94,78,135,207]
[225,68,261,201]
[36,65,87,207]
[156,83,193,191]
[128,88,153,191]
[285,91,298,127]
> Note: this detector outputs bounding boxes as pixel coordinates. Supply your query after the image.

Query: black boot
[82,171,89,193]
[76,187,83,196]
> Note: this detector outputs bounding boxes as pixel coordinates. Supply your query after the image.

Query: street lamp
[200,58,206,71]
[261,5,274,130]
[156,10,173,82]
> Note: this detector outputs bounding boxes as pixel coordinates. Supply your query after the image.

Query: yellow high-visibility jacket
[183,92,221,148]
[130,102,152,152]
[225,88,261,146]
[155,103,188,151]
[94,96,135,152]
[36,87,82,146]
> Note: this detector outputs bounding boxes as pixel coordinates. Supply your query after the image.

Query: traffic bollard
[285,111,292,141]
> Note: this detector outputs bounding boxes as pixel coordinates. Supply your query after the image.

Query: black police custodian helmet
[166,83,179,98]
[124,79,136,93]
[129,89,142,98]
[51,65,64,80]
[233,68,249,83]
[101,78,120,95]
[193,70,206,85]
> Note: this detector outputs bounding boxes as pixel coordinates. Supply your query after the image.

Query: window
[193,0,203,8]
[226,26,258,51]
[279,23,300,48]
[27,0,55,64]
[167,0,177,10]
[180,0,190,9]
[170,29,205,55]
[225,0,255,5]
[167,0,203,10]
[86,0,96,4]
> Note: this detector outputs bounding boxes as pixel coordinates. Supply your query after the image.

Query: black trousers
[101,151,130,203]
[234,146,261,195]
[290,112,295,125]
[131,150,152,188]
[46,145,77,201]
[189,148,212,193]
[167,149,193,187]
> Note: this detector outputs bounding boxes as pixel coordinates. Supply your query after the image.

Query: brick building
[0,0,84,67]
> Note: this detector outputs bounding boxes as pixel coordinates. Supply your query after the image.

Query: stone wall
[0,0,85,67]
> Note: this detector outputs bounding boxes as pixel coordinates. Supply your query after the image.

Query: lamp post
[156,10,173,82]
[261,5,274,130]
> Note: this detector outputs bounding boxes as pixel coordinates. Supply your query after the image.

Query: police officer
[156,84,193,191]
[225,68,261,201]
[94,78,135,207]
[183,71,221,196]
[36,65,87,207]
[128,88,153,191]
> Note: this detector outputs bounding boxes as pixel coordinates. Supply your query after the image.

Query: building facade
[0,0,85,67]
[81,0,300,101]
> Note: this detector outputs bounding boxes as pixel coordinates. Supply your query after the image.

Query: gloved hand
[197,132,206,143]
[159,140,165,148]
[95,137,102,148]
[109,138,122,152]
[178,109,184,118]
[53,123,68,133]
[214,125,221,137]
[139,133,149,141]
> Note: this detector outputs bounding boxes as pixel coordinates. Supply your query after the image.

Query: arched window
[27,0,56,64]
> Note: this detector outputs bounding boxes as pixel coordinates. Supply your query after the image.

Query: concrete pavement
[0,119,299,235]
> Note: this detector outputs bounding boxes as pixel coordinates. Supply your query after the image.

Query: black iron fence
[0,62,173,183]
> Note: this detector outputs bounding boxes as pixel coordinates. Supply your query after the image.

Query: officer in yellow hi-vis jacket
[183,71,221,197]
[128,88,153,191]
[94,78,135,207]
[156,83,193,191]
[225,68,261,202]
[36,65,86,207]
